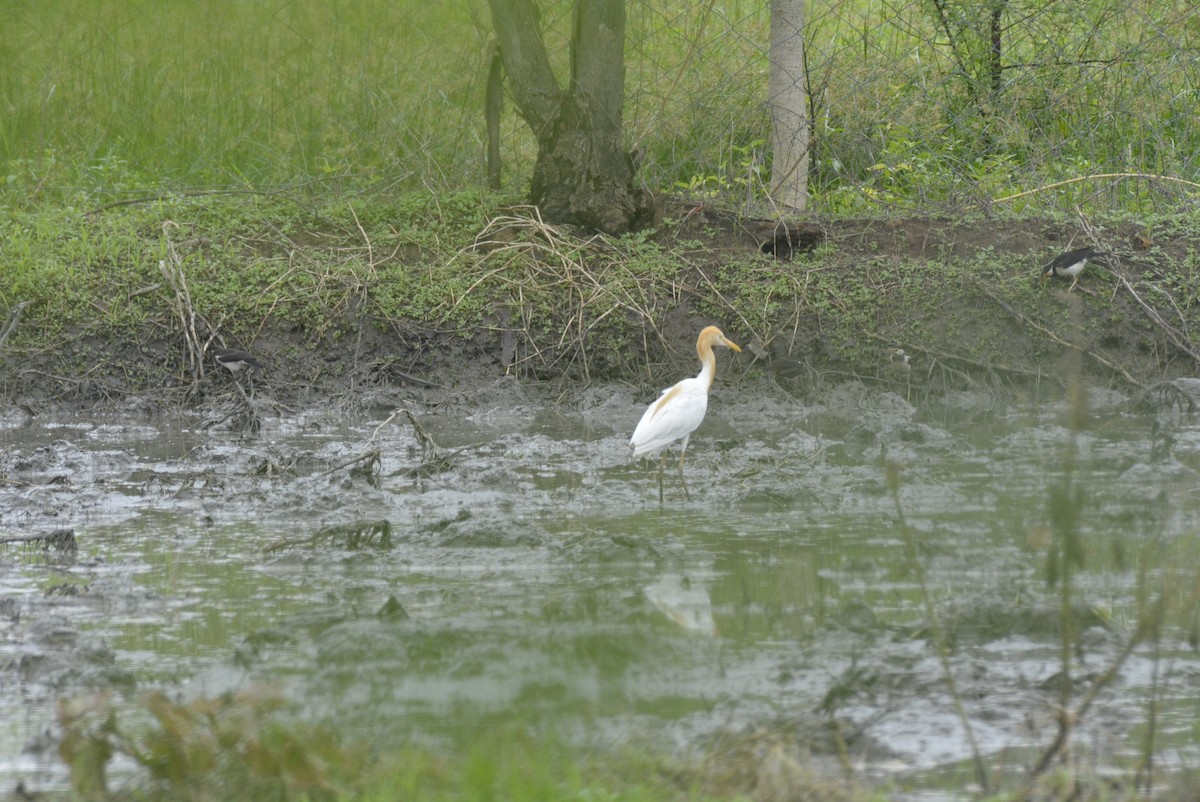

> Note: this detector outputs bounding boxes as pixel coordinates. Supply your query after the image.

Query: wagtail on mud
[1041,247,1106,291]
[211,347,265,374]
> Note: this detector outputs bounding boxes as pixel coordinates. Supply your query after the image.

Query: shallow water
[2,380,1199,797]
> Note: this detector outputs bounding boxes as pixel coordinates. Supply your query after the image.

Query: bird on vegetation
[887,348,912,374]
[211,346,265,374]
[630,326,741,503]
[1040,246,1105,291]
[886,348,913,401]
[770,355,807,381]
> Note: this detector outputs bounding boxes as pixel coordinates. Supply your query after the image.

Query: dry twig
[313,449,381,480]
[1111,272,1200,367]
[159,221,206,382]
[0,528,77,552]
[0,301,30,352]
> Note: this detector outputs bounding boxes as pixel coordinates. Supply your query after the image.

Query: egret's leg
[657,453,666,504]
[676,452,691,500]
[1069,275,1079,292]
[676,437,691,501]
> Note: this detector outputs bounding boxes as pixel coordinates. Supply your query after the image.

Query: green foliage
[57,690,749,802]
[1,1,484,200]
[58,688,363,801]
[674,139,767,200]
[799,1,1200,214]
[3,1,1197,216]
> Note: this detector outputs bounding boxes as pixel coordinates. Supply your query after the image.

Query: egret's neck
[696,346,717,389]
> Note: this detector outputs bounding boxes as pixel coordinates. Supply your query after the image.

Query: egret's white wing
[630,377,709,456]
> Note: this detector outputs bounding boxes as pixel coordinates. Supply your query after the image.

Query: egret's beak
[726,339,742,353]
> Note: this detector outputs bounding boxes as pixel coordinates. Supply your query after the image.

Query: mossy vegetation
[58,687,873,802]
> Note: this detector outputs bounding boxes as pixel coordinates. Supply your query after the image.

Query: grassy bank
[1,1,487,195]
[2,188,1199,405]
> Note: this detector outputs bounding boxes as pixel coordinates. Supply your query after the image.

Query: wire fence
[609,0,1200,216]
[3,0,1198,217]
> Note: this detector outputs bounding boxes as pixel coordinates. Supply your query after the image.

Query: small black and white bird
[1041,246,1105,291]
[887,348,912,374]
[211,346,265,374]
[770,355,807,381]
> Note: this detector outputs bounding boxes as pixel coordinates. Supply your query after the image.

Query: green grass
[10,196,482,355]
[2,189,1198,392]
[2,1,1198,216]
[56,688,755,801]
[1,1,489,197]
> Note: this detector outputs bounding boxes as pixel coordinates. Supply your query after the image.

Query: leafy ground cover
[3,189,1199,411]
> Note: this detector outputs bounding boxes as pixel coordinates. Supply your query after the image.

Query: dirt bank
[1,200,1197,414]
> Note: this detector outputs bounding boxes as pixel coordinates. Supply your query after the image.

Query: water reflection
[646,571,718,637]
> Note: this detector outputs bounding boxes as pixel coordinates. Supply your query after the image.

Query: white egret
[630,326,741,502]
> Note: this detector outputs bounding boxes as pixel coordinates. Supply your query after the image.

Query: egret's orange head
[697,326,741,356]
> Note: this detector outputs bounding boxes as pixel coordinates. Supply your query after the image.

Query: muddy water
[2,379,1199,797]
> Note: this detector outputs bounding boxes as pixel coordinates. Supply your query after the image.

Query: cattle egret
[630,326,741,502]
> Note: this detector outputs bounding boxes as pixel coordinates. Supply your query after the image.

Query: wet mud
[3,374,1200,797]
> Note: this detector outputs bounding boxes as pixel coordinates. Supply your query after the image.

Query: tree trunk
[768,0,809,212]
[488,0,653,235]
[988,0,1005,98]
[484,41,504,191]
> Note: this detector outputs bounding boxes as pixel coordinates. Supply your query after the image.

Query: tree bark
[989,0,1005,98]
[768,0,809,212]
[485,41,504,191]
[488,0,653,234]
